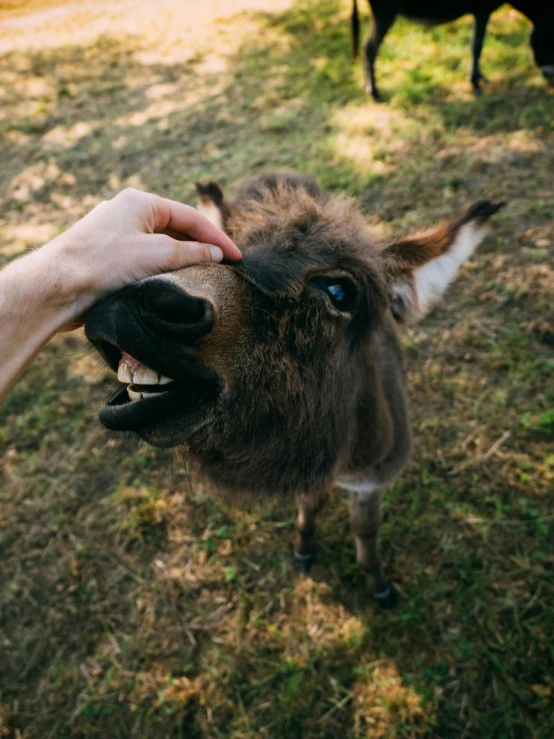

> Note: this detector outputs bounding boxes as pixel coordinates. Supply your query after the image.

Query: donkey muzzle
[84,278,221,444]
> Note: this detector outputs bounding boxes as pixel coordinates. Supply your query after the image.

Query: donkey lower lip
[89,331,223,440]
[99,373,220,440]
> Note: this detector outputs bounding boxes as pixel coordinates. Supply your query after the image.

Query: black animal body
[351,0,554,100]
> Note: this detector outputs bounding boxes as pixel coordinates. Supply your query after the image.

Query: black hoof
[472,85,483,97]
[373,584,397,609]
[364,84,383,103]
[294,551,314,575]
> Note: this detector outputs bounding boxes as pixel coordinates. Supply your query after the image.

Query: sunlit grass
[1,0,553,736]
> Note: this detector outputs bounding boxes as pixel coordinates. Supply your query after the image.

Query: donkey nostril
[153,290,206,324]
[139,280,214,337]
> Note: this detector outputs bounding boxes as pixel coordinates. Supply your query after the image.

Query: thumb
[142,234,224,272]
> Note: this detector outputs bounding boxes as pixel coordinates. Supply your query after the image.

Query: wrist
[35,230,101,326]
[40,225,116,323]
[0,246,76,338]
[0,250,78,402]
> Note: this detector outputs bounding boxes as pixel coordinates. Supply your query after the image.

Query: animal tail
[351,0,360,60]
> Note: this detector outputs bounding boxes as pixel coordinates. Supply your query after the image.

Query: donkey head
[86,173,501,497]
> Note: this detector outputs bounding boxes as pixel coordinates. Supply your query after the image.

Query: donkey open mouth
[85,172,502,603]
[86,279,222,444]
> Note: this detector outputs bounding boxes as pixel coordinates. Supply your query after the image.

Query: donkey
[351,0,554,100]
[85,173,502,606]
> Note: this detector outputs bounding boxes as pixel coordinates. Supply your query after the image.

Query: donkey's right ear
[195,181,231,233]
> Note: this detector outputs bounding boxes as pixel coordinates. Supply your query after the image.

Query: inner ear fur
[195,181,232,233]
[381,200,504,324]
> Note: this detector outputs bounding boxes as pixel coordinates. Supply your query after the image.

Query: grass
[0,0,553,736]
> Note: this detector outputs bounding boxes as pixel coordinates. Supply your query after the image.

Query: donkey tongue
[121,352,141,373]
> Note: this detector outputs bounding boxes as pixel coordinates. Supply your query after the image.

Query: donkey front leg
[470,11,491,95]
[349,487,394,607]
[294,495,326,574]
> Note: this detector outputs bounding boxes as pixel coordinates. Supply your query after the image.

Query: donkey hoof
[294,551,314,575]
[373,584,396,609]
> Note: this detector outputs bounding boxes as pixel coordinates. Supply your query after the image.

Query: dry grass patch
[1,0,553,737]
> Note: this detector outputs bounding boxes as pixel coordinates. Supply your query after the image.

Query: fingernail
[208,245,224,262]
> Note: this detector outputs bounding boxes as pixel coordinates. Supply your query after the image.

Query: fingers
[157,196,242,262]
[112,188,242,261]
[143,234,224,272]
[160,228,195,242]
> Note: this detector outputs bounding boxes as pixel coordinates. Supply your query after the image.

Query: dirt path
[0,0,293,54]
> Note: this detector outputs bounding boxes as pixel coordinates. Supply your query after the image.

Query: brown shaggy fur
[86,173,501,498]
[85,173,501,598]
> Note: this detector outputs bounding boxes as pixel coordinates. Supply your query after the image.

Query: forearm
[0,249,73,403]
[0,189,240,404]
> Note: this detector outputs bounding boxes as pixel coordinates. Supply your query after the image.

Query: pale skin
[0,188,242,403]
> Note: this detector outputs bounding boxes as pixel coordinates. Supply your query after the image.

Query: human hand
[1,187,241,401]
[38,187,242,330]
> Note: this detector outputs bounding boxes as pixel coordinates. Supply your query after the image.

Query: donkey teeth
[117,357,175,386]
[127,387,161,402]
[133,365,159,385]
[127,387,142,402]
[117,359,132,384]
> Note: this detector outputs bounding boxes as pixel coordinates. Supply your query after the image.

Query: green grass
[0,0,553,736]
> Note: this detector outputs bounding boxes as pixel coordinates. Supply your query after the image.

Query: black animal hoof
[364,84,383,103]
[543,70,554,87]
[472,85,483,97]
[294,551,314,575]
[373,584,396,609]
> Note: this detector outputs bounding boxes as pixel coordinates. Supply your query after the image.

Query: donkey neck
[338,315,412,490]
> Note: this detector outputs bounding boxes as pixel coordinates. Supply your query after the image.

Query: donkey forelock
[230,181,388,304]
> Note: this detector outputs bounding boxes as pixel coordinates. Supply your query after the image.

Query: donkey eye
[308,277,358,313]
[327,283,346,303]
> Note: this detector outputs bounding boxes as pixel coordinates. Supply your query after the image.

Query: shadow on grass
[1,0,552,219]
[1,0,553,737]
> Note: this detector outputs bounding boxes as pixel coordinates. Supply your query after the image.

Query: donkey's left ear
[381,201,504,324]
[195,181,232,233]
